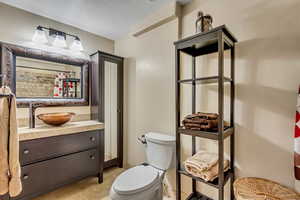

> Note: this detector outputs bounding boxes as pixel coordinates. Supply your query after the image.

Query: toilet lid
[113,165,160,195]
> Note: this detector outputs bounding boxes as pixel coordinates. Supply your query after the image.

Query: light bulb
[32,27,48,44]
[70,37,84,51]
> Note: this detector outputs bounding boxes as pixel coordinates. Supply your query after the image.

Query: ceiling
[0,0,189,40]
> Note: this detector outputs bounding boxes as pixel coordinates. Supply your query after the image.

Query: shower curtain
[295,86,300,184]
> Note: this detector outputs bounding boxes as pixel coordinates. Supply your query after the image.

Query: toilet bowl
[110,132,175,200]
[110,165,164,200]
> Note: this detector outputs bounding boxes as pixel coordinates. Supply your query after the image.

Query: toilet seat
[113,165,160,195]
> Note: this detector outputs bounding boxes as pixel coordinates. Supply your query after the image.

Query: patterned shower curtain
[295,86,300,181]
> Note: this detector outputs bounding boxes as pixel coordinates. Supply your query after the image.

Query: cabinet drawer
[15,149,99,200]
[20,131,99,165]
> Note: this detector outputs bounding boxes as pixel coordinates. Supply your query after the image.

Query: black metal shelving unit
[174,25,237,200]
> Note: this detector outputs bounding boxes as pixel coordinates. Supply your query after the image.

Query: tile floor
[33,167,176,200]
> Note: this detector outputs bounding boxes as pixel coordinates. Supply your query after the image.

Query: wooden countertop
[18,120,104,141]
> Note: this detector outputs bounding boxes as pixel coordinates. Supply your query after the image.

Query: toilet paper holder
[138,135,147,144]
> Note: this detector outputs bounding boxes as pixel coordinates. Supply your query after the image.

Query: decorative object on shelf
[32,26,84,51]
[37,112,75,126]
[234,177,300,200]
[195,11,213,33]
[174,25,237,200]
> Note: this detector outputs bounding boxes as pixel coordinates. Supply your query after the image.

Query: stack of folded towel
[182,112,219,131]
[183,151,230,182]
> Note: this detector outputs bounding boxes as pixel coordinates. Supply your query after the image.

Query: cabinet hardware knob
[90,137,96,142]
[24,149,30,154]
[90,155,95,160]
[23,175,29,180]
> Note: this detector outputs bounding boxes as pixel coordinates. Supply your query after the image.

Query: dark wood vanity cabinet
[13,130,104,200]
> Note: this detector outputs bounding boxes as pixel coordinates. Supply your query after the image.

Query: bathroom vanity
[14,121,104,200]
[0,43,109,200]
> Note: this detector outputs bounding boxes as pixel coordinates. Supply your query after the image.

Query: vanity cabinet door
[20,131,99,165]
[14,149,99,200]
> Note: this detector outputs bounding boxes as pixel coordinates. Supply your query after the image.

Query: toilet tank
[144,132,176,170]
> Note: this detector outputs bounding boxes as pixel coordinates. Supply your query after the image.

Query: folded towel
[182,112,220,131]
[185,112,218,120]
[198,160,230,182]
[0,87,22,197]
[184,151,230,182]
[183,118,218,126]
[183,121,218,129]
[184,151,219,173]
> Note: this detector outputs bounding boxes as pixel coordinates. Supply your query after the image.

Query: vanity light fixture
[32,26,84,51]
[32,26,48,44]
[70,36,84,51]
[50,28,68,48]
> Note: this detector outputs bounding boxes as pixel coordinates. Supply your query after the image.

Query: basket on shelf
[234,177,300,200]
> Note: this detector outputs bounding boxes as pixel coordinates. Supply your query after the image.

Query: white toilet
[110,132,176,200]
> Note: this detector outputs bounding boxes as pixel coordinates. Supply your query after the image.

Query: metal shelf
[175,25,237,200]
[178,127,234,140]
[178,76,232,85]
[179,168,232,189]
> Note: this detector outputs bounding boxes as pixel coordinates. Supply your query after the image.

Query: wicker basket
[234,177,300,200]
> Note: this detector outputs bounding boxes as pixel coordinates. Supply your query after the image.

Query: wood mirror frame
[0,42,90,107]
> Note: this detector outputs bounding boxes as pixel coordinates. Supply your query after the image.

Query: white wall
[0,2,114,122]
[116,0,300,199]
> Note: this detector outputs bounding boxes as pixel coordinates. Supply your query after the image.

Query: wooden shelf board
[179,168,232,189]
[178,127,233,140]
[178,76,232,85]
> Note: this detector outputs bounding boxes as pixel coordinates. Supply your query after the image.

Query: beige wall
[0,2,114,124]
[116,0,300,199]
[115,9,179,198]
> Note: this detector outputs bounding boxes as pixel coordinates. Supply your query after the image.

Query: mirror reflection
[104,61,118,162]
[16,57,82,98]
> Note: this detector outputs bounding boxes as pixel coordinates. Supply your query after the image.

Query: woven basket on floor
[234,177,300,200]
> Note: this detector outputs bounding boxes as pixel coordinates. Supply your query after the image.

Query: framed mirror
[0,43,89,107]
